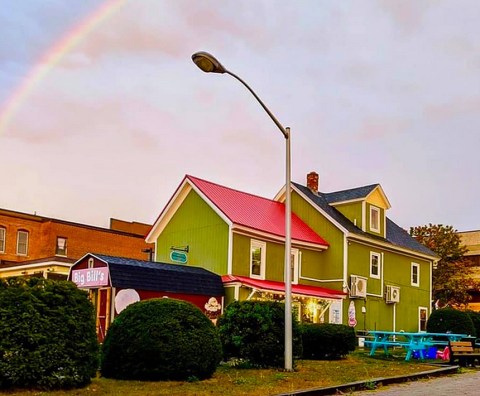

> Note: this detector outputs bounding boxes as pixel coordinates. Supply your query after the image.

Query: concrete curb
[273,364,459,396]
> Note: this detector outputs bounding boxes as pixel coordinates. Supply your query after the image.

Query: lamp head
[191,51,226,74]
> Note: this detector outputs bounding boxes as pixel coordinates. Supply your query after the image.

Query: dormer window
[370,206,380,233]
[56,237,67,256]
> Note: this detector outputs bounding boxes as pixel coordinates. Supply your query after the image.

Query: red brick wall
[0,210,153,263]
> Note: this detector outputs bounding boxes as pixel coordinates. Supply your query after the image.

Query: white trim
[0,261,73,273]
[411,262,420,287]
[227,225,233,275]
[329,197,365,206]
[418,306,428,332]
[110,287,116,324]
[348,234,438,261]
[369,251,381,279]
[366,185,392,209]
[284,185,350,234]
[369,205,381,233]
[250,239,266,280]
[361,201,366,232]
[16,230,29,256]
[232,225,328,251]
[291,248,299,284]
[0,227,5,253]
[343,235,349,292]
[146,177,234,243]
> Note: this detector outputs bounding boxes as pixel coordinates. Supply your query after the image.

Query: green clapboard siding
[333,201,363,229]
[232,233,286,281]
[291,191,344,281]
[155,189,229,274]
[347,240,431,332]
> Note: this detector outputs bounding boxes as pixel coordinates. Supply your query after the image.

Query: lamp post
[191,51,293,371]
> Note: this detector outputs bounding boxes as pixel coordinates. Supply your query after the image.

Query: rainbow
[0,0,129,135]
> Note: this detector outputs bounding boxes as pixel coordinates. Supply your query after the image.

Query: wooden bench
[449,341,480,366]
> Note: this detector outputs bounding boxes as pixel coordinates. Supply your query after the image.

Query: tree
[410,223,477,308]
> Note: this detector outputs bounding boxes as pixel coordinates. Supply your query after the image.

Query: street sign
[170,251,187,264]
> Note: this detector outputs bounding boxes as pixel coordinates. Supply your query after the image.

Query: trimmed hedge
[217,300,302,368]
[101,298,222,381]
[0,277,98,390]
[426,307,476,336]
[466,311,480,338]
[300,323,356,360]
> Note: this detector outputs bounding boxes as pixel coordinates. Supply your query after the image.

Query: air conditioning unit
[350,275,367,298]
[386,285,400,303]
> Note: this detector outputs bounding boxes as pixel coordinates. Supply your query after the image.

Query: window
[17,230,29,256]
[291,248,300,284]
[411,263,420,286]
[370,206,380,233]
[250,240,266,279]
[0,227,5,253]
[419,307,428,332]
[370,252,381,279]
[56,237,67,256]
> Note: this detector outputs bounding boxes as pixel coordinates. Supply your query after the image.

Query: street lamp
[191,51,293,371]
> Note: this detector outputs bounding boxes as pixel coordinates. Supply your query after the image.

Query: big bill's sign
[71,267,109,288]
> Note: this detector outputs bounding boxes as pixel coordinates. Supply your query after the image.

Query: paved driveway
[354,370,480,395]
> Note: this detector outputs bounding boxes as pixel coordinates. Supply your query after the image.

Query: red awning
[222,275,346,299]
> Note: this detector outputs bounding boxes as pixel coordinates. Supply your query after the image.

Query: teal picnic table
[364,331,468,361]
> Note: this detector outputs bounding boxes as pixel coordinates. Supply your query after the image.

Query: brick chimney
[307,171,319,194]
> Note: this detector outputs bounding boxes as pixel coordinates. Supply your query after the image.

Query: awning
[222,275,346,299]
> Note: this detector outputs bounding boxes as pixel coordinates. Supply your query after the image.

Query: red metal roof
[187,175,328,247]
[222,275,346,299]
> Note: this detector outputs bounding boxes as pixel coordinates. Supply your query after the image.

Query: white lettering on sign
[71,267,109,288]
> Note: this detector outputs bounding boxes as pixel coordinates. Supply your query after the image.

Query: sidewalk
[354,369,480,395]
[275,364,460,396]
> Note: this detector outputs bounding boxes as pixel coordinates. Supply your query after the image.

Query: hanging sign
[170,251,187,264]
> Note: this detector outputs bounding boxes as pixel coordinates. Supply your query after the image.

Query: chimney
[307,171,319,194]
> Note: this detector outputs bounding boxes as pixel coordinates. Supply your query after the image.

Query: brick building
[459,230,480,311]
[0,208,154,279]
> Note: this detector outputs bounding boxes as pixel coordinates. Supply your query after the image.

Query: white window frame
[418,306,428,332]
[291,248,300,284]
[0,227,5,253]
[250,240,266,279]
[370,252,381,279]
[56,237,67,256]
[370,206,381,233]
[411,262,420,287]
[17,230,29,256]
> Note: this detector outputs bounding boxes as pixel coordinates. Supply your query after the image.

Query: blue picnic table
[364,331,469,361]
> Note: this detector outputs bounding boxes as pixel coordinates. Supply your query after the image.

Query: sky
[0,0,479,233]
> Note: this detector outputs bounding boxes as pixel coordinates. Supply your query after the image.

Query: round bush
[0,277,98,390]
[101,298,222,380]
[300,323,356,360]
[466,311,480,338]
[217,300,302,368]
[426,307,475,336]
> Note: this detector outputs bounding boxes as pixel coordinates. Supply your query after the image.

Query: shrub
[466,310,480,338]
[217,300,302,368]
[426,307,476,336]
[101,298,222,381]
[0,277,98,390]
[300,323,356,360]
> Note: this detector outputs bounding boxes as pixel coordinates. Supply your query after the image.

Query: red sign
[71,267,109,288]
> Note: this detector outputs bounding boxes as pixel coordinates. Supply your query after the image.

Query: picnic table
[364,331,469,361]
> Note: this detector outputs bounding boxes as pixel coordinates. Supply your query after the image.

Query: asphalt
[274,364,466,396]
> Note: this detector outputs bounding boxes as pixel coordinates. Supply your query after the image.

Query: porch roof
[222,275,346,299]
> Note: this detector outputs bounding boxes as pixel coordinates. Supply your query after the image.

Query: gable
[366,186,391,210]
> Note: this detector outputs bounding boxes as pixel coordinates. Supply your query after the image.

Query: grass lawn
[2,351,445,396]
